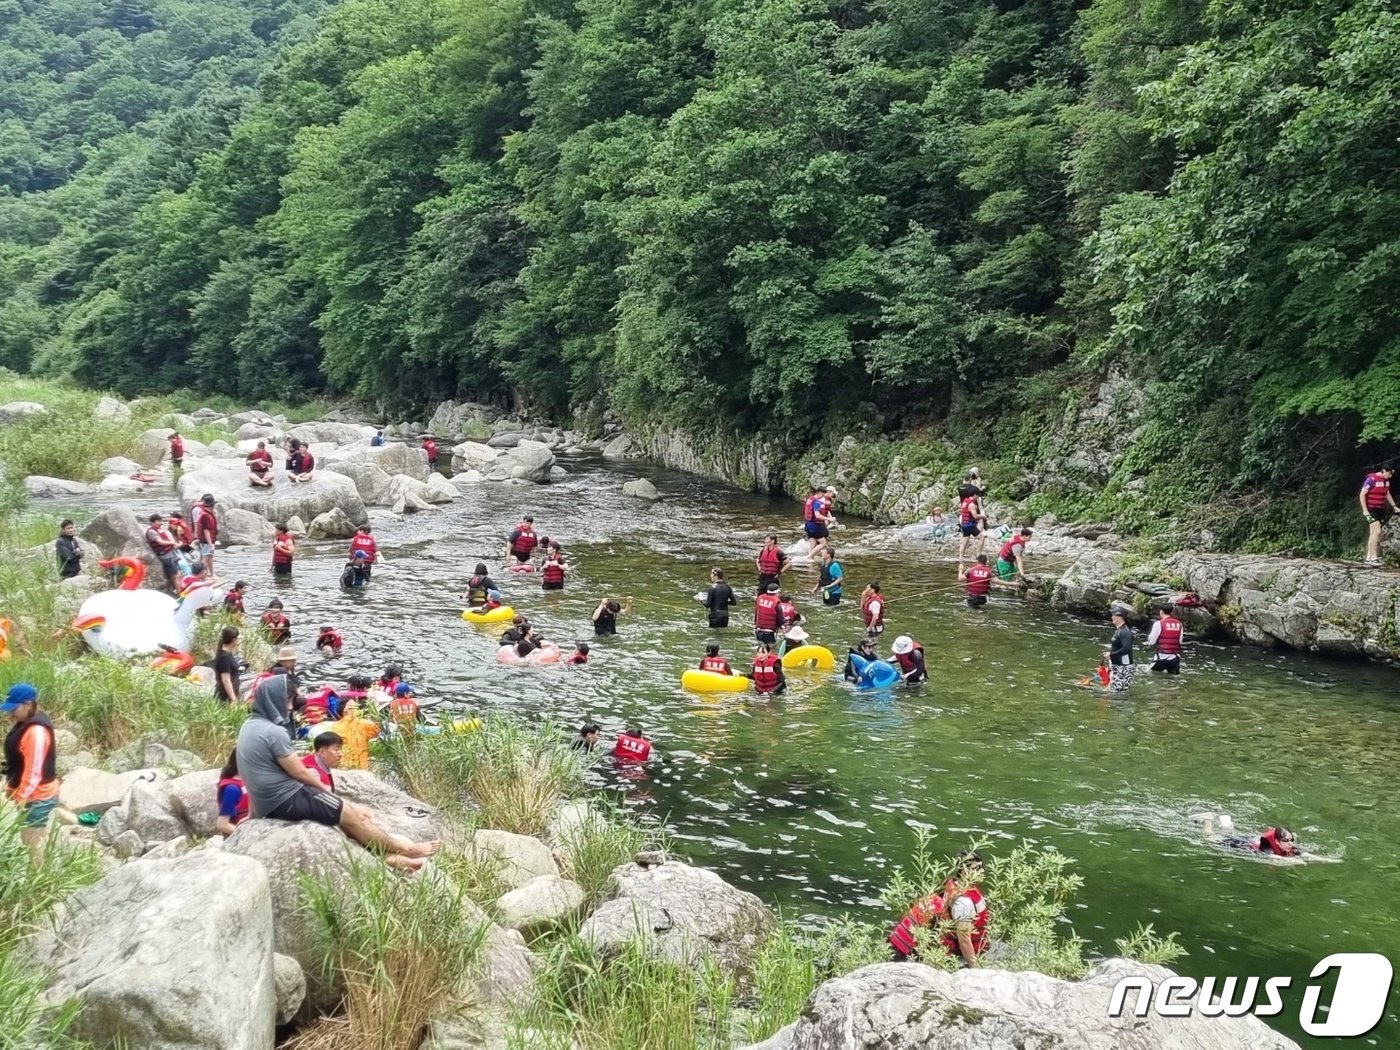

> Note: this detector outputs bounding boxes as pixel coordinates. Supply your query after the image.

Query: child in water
[1076,654,1111,688]
[567,642,590,665]
[316,626,344,656]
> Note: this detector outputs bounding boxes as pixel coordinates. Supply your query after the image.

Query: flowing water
[75,453,1400,1046]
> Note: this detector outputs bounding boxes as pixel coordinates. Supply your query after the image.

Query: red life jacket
[778,600,797,624]
[941,886,989,957]
[317,630,343,650]
[614,734,651,762]
[1365,472,1391,509]
[244,671,275,699]
[223,591,245,614]
[1155,616,1183,656]
[700,656,731,674]
[1258,827,1294,856]
[423,439,437,459]
[998,536,1025,563]
[755,592,781,630]
[751,653,782,693]
[757,545,783,576]
[542,558,565,585]
[260,612,289,639]
[169,436,185,458]
[192,504,218,542]
[511,526,538,557]
[273,535,294,565]
[861,593,885,629]
[248,449,272,474]
[146,526,177,555]
[888,893,945,956]
[302,687,335,724]
[959,496,979,524]
[349,534,376,560]
[168,518,193,545]
[300,753,335,789]
[216,776,249,824]
[1095,665,1110,686]
[966,565,992,596]
[893,644,925,674]
[803,495,817,522]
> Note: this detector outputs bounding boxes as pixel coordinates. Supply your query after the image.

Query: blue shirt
[823,560,844,596]
[217,782,245,819]
[370,435,385,446]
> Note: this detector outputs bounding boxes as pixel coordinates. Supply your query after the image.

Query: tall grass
[295,859,491,1050]
[552,798,658,904]
[521,935,736,1050]
[0,375,144,482]
[378,718,587,835]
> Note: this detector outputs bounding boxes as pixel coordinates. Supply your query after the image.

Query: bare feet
[402,839,441,859]
[385,854,426,872]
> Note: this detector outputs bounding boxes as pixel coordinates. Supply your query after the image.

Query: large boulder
[93,396,132,423]
[741,960,1301,1050]
[234,422,283,441]
[31,852,277,1050]
[602,434,640,459]
[79,503,165,580]
[495,875,586,935]
[227,411,276,427]
[333,769,446,842]
[387,473,434,513]
[165,768,221,838]
[622,478,660,500]
[100,456,144,476]
[498,440,555,484]
[0,400,47,425]
[580,860,774,982]
[96,782,186,851]
[220,507,277,547]
[58,767,135,816]
[324,460,393,504]
[472,829,558,890]
[309,507,357,539]
[423,473,458,503]
[23,475,97,498]
[179,468,369,529]
[223,820,359,1012]
[487,431,526,448]
[287,422,375,447]
[134,427,175,468]
[451,441,501,472]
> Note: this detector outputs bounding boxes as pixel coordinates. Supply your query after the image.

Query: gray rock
[287,421,376,447]
[333,769,447,843]
[234,422,282,441]
[227,411,274,427]
[178,467,369,530]
[0,400,47,425]
[495,875,586,934]
[601,434,640,459]
[165,768,221,838]
[324,460,393,504]
[472,829,559,890]
[500,440,556,484]
[580,860,774,983]
[133,427,175,468]
[93,396,132,423]
[32,852,277,1050]
[488,431,526,448]
[273,954,307,1026]
[99,456,144,476]
[23,475,97,498]
[309,506,357,539]
[58,767,133,816]
[451,441,501,472]
[387,473,434,513]
[286,514,306,536]
[142,835,190,860]
[98,474,152,493]
[741,959,1300,1050]
[621,478,660,500]
[220,507,277,547]
[79,503,166,580]
[112,829,144,859]
[424,473,459,503]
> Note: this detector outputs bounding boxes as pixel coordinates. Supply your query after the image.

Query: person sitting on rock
[215,748,249,836]
[301,731,342,789]
[235,676,436,869]
[284,439,315,485]
[247,441,274,488]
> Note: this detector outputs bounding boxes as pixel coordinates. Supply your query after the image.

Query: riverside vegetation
[0,386,1200,1049]
[2,0,1399,558]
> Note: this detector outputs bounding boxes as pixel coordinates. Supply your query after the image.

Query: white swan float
[72,558,223,658]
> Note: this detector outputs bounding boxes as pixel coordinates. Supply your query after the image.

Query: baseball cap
[394,682,417,697]
[353,550,368,559]
[2,683,38,711]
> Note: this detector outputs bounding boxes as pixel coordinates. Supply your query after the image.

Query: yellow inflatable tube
[681,668,750,693]
[782,645,835,670]
[462,605,515,625]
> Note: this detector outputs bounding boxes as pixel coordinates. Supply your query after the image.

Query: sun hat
[783,626,809,642]
[891,635,914,655]
[276,647,298,662]
[1,683,38,711]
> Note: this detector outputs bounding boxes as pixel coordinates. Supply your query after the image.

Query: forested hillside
[2,0,1398,551]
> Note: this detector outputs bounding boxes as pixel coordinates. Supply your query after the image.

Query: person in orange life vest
[505,516,539,564]
[1146,605,1184,674]
[572,722,601,752]
[145,512,182,588]
[699,643,733,675]
[994,527,1032,584]
[567,642,590,665]
[958,556,993,609]
[541,547,567,591]
[272,522,295,576]
[3,683,59,864]
[613,725,652,763]
[889,877,957,961]
[167,509,194,553]
[388,683,421,730]
[860,581,886,635]
[890,635,927,683]
[348,525,378,577]
[285,438,315,484]
[193,493,219,574]
[167,431,185,469]
[944,850,990,966]
[755,534,790,591]
[754,582,783,645]
[215,747,250,836]
[593,595,633,636]
[1076,654,1111,688]
[1360,466,1398,565]
[223,580,248,619]
[750,642,786,695]
[302,731,342,789]
[316,626,344,656]
[260,599,291,644]
[246,440,274,488]
[465,563,502,607]
[421,435,439,470]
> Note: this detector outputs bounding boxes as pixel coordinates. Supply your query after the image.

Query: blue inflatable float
[847,653,899,690]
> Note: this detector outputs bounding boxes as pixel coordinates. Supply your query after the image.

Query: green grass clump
[553,800,657,905]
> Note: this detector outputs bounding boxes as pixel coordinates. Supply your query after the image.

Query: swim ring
[462,604,515,625]
[498,642,562,665]
[847,653,899,690]
[782,645,835,671]
[507,563,536,573]
[681,668,751,693]
[74,561,223,657]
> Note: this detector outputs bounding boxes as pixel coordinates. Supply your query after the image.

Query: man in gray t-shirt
[233,673,441,869]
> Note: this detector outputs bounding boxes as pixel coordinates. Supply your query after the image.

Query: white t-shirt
[950,895,977,923]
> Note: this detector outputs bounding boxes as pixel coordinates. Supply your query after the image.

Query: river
[71,452,1400,1046]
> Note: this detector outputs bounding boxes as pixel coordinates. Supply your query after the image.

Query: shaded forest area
[2,0,1398,550]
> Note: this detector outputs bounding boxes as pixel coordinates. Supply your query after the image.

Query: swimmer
[572,722,601,751]
[567,642,590,665]
[1075,654,1111,688]
[843,636,877,681]
[699,643,733,675]
[592,596,633,636]
[500,616,529,646]
[464,563,502,607]
[315,626,344,656]
[750,642,786,695]
[1197,814,1312,859]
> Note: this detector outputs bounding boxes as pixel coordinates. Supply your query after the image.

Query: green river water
[92,453,1399,1046]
